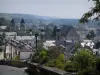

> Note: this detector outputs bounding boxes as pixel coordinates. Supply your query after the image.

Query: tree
[94,41,100,49]
[0,18,5,26]
[86,30,95,39]
[32,49,49,64]
[46,54,66,70]
[95,57,100,74]
[73,49,95,70]
[80,0,100,23]
[47,46,65,60]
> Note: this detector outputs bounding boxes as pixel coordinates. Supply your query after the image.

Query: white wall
[20,52,33,60]
[0,52,4,59]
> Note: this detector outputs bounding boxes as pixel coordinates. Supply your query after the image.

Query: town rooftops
[60,25,73,36]
[16,36,35,41]
[0,26,7,29]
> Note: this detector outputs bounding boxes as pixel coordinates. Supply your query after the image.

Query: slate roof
[20,44,33,52]
[60,25,73,37]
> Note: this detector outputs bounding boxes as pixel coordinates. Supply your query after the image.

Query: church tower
[10,18,15,32]
[18,18,25,36]
[20,18,25,31]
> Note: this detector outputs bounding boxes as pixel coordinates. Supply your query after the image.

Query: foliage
[47,46,65,60]
[0,18,9,26]
[46,54,66,70]
[73,49,95,70]
[0,33,5,46]
[31,45,100,75]
[74,43,81,52]
[32,49,49,64]
[26,29,35,36]
[45,60,55,67]
[95,57,100,73]
[77,69,93,75]
[64,61,78,72]
[94,41,100,49]
[86,30,95,40]
[80,0,100,23]
[12,55,20,60]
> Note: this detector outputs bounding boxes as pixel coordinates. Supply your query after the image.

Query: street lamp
[56,27,60,40]
[56,27,60,46]
[35,32,39,52]
[41,28,45,42]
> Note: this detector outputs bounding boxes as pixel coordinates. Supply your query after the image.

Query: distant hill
[0,13,99,27]
[0,13,79,25]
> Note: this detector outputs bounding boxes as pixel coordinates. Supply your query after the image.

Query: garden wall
[27,62,77,75]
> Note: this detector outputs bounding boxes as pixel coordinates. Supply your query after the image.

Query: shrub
[64,61,78,72]
[73,49,95,70]
[77,69,95,75]
[46,60,55,67]
[55,59,65,70]
[46,54,66,70]
[95,57,100,73]
[32,49,49,64]
[12,56,20,60]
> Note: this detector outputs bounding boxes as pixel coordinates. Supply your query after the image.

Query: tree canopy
[86,30,95,39]
[80,0,100,23]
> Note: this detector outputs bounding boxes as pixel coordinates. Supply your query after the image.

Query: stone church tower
[20,18,25,31]
[17,18,26,36]
[10,18,15,32]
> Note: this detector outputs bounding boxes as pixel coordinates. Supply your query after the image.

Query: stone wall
[27,62,77,75]
[0,60,27,68]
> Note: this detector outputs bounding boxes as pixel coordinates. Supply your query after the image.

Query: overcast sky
[0,0,93,19]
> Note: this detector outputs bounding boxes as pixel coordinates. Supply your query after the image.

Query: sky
[0,0,93,19]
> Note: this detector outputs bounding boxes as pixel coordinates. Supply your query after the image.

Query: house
[19,44,33,60]
[60,41,75,59]
[15,36,35,46]
[75,27,88,40]
[43,40,55,50]
[0,26,7,30]
[5,32,17,40]
[56,25,80,46]
[6,39,34,60]
[0,45,5,59]
[81,40,94,49]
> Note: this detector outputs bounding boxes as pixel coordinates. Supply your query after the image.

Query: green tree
[47,46,65,60]
[46,54,66,70]
[95,57,100,74]
[86,30,95,40]
[32,49,49,63]
[80,0,100,23]
[73,49,95,70]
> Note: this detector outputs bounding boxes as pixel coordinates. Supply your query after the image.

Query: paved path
[0,65,28,75]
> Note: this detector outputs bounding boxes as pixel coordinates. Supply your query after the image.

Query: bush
[32,49,49,64]
[95,57,100,73]
[46,60,55,67]
[46,54,66,70]
[73,49,95,70]
[77,69,94,75]
[64,61,78,72]
[12,56,20,60]
[55,59,65,70]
